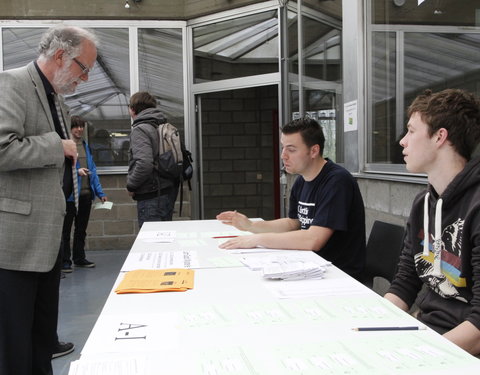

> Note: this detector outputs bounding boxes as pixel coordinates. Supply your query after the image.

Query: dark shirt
[34,61,73,199]
[288,159,366,280]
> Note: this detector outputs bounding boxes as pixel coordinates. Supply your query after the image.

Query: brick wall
[357,177,426,236]
[200,86,279,220]
[85,174,191,251]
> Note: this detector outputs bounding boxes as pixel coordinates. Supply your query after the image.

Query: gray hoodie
[126,108,174,199]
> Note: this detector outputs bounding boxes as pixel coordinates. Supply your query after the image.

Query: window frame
[364,5,480,178]
[0,20,188,174]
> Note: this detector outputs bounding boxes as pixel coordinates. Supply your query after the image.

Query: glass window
[2,27,131,168]
[372,0,480,26]
[193,10,279,82]
[2,28,48,69]
[404,32,480,104]
[370,31,397,164]
[303,16,341,83]
[287,9,298,76]
[289,12,343,163]
[288,11,342,80]
[138,28,184,133]
[368,0,480,169]
[76,28,130,168]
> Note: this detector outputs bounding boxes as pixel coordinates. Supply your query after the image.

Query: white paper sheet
[264,277,371,299]
[121,250,199,271]
[136,230,176,243]
[68,356,146,375]
[93,201,113,210]
[81,313,180,355]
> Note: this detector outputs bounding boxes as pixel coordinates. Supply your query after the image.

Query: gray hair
[38,25,98,59]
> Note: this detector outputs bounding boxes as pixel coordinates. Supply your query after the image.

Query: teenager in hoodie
[385,88,480,355]
[127,91,179,227]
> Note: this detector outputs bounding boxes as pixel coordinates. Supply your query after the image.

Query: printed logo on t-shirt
[415,217,467,302]
[297,201,315,229]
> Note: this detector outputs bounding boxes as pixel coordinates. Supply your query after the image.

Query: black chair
[362,220,406,292]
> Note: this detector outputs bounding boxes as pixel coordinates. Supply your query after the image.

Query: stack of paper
[115,269,194,294]
[240,252,331,271]
[263,261,328,281]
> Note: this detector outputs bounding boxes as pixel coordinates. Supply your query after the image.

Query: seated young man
[217,117,366,280]
[385,88,480,355]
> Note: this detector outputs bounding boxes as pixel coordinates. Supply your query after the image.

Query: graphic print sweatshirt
[388,156,480,334]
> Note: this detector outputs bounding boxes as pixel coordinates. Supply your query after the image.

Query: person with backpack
[127,91,180,227]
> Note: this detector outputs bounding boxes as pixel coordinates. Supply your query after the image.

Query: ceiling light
[125,0,141,9]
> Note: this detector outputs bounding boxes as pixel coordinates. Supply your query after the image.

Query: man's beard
[52,64,79,95]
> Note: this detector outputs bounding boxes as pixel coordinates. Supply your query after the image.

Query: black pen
[352,326,425,331]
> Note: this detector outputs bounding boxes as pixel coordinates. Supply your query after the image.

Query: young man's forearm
[249,218,299,233]
[443,321,480,355]
[384,292,409,312]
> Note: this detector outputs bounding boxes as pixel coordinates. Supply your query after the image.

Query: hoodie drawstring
[423,192,430,256]
[423,192,443,276]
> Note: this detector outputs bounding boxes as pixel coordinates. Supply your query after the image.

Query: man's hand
[62,140,77,163]
[216,211,252,232]
[218,234,259,249]
[100,196,108,202]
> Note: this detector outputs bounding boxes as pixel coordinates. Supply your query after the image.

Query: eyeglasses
[72,57,91,76]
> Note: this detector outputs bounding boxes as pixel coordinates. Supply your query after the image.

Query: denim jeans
[137,192,175,228]
[62,193,92,265]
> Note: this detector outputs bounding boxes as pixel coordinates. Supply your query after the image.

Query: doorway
[196,85,280,220]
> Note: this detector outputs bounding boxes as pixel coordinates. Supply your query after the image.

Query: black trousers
[62,193,92,265]
[0,253,61,375]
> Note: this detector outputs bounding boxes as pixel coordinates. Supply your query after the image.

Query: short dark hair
[129,91,157,115]
[70,115,86,129]
[408,89,480,160]
[281,117,326,156]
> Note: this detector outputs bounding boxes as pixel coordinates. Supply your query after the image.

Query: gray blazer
[0,62,68,272]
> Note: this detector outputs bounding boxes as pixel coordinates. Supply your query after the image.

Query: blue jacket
[67,140,106,202]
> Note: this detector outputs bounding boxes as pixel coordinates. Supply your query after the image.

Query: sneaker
[52,341,74,359]
[62,263,73,273]
[74,259,96,268]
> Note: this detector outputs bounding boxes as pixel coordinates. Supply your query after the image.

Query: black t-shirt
[288,159,366,279]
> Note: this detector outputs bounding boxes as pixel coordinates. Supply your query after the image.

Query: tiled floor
[52,250,129,375]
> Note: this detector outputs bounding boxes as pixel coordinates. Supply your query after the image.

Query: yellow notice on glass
[115,269,195,294]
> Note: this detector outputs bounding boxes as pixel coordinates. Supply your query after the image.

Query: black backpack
[156,122,193,216]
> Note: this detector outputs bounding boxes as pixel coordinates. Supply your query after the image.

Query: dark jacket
[388,156,480,333]
[126,108,174,200]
